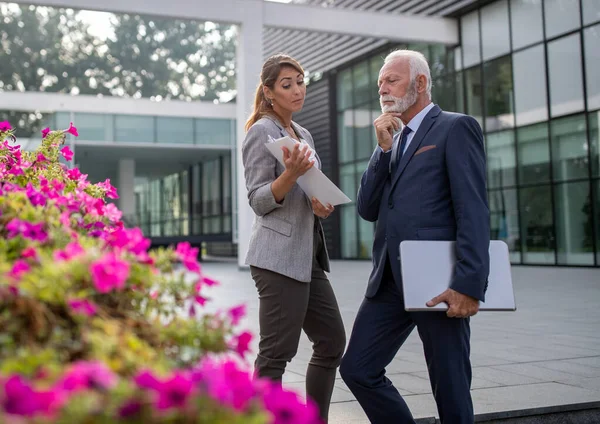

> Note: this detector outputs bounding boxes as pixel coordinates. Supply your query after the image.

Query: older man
[339,49,490,424]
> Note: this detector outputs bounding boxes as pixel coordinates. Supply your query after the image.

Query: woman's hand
[312,197,334,219]
[282,143,314,180]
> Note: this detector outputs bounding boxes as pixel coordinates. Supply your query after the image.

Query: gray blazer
[242,115,330,282]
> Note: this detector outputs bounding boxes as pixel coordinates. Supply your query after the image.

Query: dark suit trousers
[340,258,473,424]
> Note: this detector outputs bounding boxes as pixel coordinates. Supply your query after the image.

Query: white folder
[264,136,352,206]
[399,240,516,311]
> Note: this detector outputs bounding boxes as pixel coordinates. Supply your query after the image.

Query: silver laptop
[399,240,516,311]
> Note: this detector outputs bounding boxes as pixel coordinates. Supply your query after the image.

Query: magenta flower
[97,179,119,199]
[8,260,31,281]
[2,375,62,417]
[36,153,48,163]
[26,183,47,207]
[6,218,27,239]
[21,247,38,260]
[203,276,218,287]
[90,252,130,293]
[228,304,246,326]
[199,359,257,412]
[0,120,12,131]
[118,400,142,418]
[56,361,117,392]
[233,331,253,357]
[22,222,49,243]
[64,122,79,137]
[60,145,74,161]
[262,384,321,424]
[66,167,85,181]
[134,370,193,410]
[41,127,50,138]
[68,299,97,316]
[194,295,208,306]
[103,203,122,223]
[175,242,200,272]
[54,241,84,262]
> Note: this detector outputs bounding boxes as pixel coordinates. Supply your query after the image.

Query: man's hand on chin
[426,289,480,318]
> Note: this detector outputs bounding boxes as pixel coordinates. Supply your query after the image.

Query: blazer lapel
[391,105,441,191]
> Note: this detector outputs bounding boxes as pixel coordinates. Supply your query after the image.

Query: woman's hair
[244,54,304,132]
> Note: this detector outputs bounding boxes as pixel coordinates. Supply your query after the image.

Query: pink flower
[6,218,27,239]
[65,122,79,137]
[105,227,150,255]
[22,222,49,243]
[36,153,48,163]
[26,183,46,207]
[0,121,12,131]
[54,241,84,262]
[199,359,257,412]
[97,179,119,199]
[60,145,74,161]
[41,127,50,138]
[56,361,116,392]
[103,203,122,223]
[194,295,208,306]
[8,260,30,280]
[228,304,246,326]
[175,242,200,272]
[262,384,321,424]
[134,371,193,410]
[118,400,142,418]
[202,276,218,287]
[66,168,85,181]
[233,331,252,357]
[68,299,97,316]
[21,247,38,259]
[2,375,62,417]
[90,252,130,293]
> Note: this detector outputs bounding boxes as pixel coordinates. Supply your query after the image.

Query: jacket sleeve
[445,115,490,301]
[357,146,392,222]
[242,123,284,217]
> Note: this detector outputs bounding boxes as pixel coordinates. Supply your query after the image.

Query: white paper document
[264,136,352,206]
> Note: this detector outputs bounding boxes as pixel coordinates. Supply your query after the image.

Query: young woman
[242,54,346,422]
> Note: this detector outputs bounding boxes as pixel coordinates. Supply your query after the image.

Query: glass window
[461,11,481,68]
[481,0,510,61]
[353,62,371,105]
[484,56,514,131]
[517,123,551,184]
[338,111,355,163]
[583,0,600,25]
[544,0,581,39]
[510,0,544,50]
[340,163,357,203]
[341,205,358,258]
[548,34,585,117]
[465,67,483,128]
[590,111,600,178]
[370,55,384,90]
[73,113,112,141]
[595,180,600,265]
[551,115,589,182]
[513,45,548,126]
[358,218,374,259]
[487,130,516,189]
[433,74,457,112]
[554,181,595,265]
[157,117,194,144]
[55,112,71,132]
[429,45,449,78]
[489,188,521,263]
[337,69,353,111]
[519,185,556,264]
[455,72,465,113]
[455,47,463,72]
[584,24,600,110]
[115,115,154,143]
[195,118,232,146]
[355,108,374,161]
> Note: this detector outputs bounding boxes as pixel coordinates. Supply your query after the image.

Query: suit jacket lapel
[391,105,441,191]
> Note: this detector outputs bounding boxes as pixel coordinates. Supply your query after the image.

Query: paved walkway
[200,260,600,423]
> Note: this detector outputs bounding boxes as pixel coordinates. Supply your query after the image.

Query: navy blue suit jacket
[357,105,490,301]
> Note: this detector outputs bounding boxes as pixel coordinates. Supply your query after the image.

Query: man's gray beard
[380,84,418,114]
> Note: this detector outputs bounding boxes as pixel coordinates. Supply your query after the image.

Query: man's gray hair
[384,49,432,100]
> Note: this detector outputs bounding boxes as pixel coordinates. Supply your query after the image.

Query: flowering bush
[0,121,320,423]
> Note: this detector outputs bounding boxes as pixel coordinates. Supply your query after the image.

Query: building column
[118,158,136,220]
[236,1,264,268]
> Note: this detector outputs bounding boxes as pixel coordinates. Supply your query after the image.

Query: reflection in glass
[157,117,194,144]
[355,108,374,161]
[195,118,232,145]
[551,115,589,182]
[337,69,353,111]
[465,67,483,127]
[341,205,358,258]
[74,113,112,141]
[340,164,357,203]
[513,45,548,126]
[519,185,555,264]
[487,131,516,189]
[595,180,600,265]
[370,55,384,88]
[517,123,551,184]
[461,11,481,68]
[583,0,600,25]
[481,0,510,61]
[484,56,514,131]
[584,25,600,110]
[555,181,594,265]
[489,188,521,263]
[115,115,154,142]
[548,34,585,117]
[338,111,354,163]
[590,111,600,178]
[455,72,465,113]
[544,0,581,39]
[510,0,544,50]
[433,75,456,112]
[353,62,371,105]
